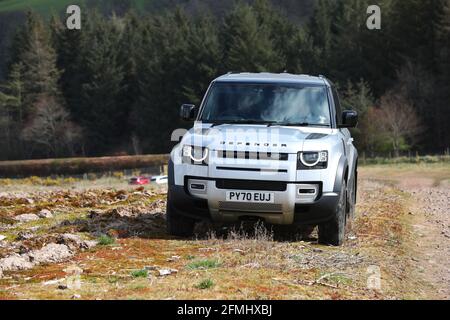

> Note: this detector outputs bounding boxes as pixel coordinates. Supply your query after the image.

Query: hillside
[0,0,314,80]
[0,0,315,21]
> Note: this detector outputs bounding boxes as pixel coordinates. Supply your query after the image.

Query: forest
[0,0,449,160]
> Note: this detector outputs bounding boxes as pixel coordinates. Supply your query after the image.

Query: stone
[158,268,178,276]
[37,209,53,219]
[14,214,39,223]
[0,253,33,272]
[16,232,34,241]
[27,243,73,264]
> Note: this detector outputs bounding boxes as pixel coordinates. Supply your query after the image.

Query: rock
[158,268,178,276]
[0,253,33,272]
[42,279,65,286]
[58,284,68,290]
[57,233,82,250]
[71,294,81,299]
[16,232,35,241]
[57,233,97,251]
[14,214,39,223]
[27,243,73,264]
[167,255,181,262]
[81,240,98,250]
[37,209,53,219]
[0,235,6,241]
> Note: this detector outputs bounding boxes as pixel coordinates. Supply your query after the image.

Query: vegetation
[0,0,449,161]
[1,164,448,299]
[195,278,214,290]
[97,234,116,246]
[186,259,221,270]
[130,269,149,278]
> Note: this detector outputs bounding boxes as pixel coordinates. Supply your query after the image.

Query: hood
[181,123,337,154]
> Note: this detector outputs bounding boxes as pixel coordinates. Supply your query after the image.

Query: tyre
[347,169,357,221]
[166,189,195,237]
[318,180,347,246]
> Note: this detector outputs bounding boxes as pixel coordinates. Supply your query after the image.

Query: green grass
[186,259,221,270]
[195,278,214,290]
[97,235,115,246]
[130,269,148,278]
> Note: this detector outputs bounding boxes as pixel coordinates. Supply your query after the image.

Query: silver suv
[167,73,358,245]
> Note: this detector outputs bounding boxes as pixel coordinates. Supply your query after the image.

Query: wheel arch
[333,155,348,193]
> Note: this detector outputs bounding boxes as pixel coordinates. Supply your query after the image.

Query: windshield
[199,82,331,127]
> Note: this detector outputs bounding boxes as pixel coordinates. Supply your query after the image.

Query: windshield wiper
[267,122,330,128]
[208,120,277,127]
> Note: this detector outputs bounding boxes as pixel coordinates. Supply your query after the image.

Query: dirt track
[393,176,449,298]
[0,164,449,300]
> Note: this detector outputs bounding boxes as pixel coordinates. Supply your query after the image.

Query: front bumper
[169,177,339,225]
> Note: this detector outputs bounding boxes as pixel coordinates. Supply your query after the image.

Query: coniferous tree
[79,12,125,154]
[308,0,334,71]
[222,3,283,72]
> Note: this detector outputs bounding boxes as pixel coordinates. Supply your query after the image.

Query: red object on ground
[129,176,149,185]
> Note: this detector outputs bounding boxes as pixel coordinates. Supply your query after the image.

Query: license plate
[226,191,275,203]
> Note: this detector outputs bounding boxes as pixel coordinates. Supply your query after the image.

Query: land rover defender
[167,73,358,246]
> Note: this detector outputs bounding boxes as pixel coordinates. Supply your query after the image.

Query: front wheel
[318,180,347,246]
[166,189,196,237]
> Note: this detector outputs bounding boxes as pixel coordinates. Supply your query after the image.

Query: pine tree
[182,15,221,105]
[79,12,125,154]
[308,0,335,71]
[19,13,61,106]
[132,9,191,153]
[52,7,93,124]
[222,3,283,72]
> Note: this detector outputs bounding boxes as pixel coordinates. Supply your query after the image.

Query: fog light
[191,183,205,190]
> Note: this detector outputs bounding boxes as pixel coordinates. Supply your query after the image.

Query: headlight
[298,151,328,169]
[182,145,209,165]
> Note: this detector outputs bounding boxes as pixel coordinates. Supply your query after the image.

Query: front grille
[219,201,283,214]
[215,179,287,191]
[217,150,289,161]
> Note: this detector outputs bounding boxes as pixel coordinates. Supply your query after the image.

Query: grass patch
[186,259,221,270]
[97,235,116,246]
[130,269,148,278]
[195,278,214,289]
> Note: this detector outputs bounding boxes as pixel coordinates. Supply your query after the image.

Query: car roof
[214,72,329,86]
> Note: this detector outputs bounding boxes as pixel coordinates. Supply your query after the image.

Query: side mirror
[180,104,198,121]
[340,110,358,128]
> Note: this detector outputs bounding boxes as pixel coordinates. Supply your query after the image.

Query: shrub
[130,269,148,278]
[97,235,116,245]
[195,279,214,289]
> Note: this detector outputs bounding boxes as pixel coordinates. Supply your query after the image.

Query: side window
[332,87,342,125]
